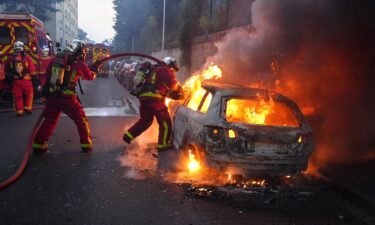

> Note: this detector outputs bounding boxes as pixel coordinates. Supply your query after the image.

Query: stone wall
[152,25,253,81]
[151,29,225,81]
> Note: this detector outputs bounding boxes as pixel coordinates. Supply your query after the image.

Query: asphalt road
[0,74,372,225]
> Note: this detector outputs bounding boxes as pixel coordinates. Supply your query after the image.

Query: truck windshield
[0,26,11,45]
[226,98,300,127]
[38,35,47,48]
[15,27,28,44]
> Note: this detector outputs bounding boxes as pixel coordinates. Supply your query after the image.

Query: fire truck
[0,13,55,96]
[86,43,110,77]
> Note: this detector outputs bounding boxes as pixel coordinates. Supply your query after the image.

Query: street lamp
[162,0,166,57]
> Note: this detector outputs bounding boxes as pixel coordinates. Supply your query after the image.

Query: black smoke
[208,0,375,166]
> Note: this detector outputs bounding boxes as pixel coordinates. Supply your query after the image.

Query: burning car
[172,81,314,178]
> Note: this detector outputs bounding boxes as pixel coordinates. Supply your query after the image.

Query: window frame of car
[184,87,213,114]
[221,95,302,127]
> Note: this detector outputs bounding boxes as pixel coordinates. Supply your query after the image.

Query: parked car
[122,62,141,90]
[114,61,123,79]
[172,81,314,177]
[117,62,131,85]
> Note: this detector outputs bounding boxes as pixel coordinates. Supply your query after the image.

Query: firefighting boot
[33,148,47,155]
[123,133,132,144]
[156,144,173,152]
[16,111,24,117]
[25,109,32,115]
[81,147,92,153]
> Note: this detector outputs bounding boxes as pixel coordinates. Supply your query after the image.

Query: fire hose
[0,105,45,114]
[0,52,162,190]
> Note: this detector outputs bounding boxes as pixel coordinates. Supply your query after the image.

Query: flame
[183,64,222,111]
[165,98,172,107]
[226,95,275,125]
[187,150,201,173]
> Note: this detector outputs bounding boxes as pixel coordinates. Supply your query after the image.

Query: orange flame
[183,64,222,111]
[226,95,275,125]
[187,150,201,173]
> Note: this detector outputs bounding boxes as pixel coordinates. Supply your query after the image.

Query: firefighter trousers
[12,79,33,115]
[33,95,92,150]
[124,100,172,149]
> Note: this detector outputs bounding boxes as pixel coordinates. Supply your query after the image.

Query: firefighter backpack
[47,53,71,94]
[9,53,28,79]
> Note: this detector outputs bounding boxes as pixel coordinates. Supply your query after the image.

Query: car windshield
[225,98,300,127]
[0,26,11,45]
[15,27,28,44]
[187,87,212,113]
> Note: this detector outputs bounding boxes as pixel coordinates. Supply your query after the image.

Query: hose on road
[0,105,45,114]
[0,109,44,190]
[0,52,161,190]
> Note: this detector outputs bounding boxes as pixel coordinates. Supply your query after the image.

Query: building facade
[45,0,78,48]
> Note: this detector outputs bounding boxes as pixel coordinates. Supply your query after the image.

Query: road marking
[61,107,137,117]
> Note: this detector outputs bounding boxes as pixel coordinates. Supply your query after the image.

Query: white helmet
[64,39,87,55]
[162,56,179,72]
[14,41,24,52]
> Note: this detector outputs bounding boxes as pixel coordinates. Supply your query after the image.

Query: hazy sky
[78,0,116,43]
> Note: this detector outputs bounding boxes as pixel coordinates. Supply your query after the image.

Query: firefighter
[4,41,36,116]
[123,57,184,150]
[32,40,97,154]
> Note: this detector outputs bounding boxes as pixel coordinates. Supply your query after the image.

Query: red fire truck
[86,43,110,77]
[0,13,55,95]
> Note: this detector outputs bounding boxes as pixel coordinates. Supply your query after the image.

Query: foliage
[112,0,149,53]
[178,0,202,67]
[112,0,183,54]
[199,16,216,34]
[111,0,237,68]
[1,0,64,22]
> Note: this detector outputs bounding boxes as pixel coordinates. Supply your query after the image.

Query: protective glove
[89,62,99,73]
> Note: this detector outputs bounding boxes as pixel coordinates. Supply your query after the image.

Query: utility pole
[210,0,213,20]
[131,33,135,52]
[162,0,166,57]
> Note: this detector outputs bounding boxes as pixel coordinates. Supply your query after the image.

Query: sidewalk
[319,160,375,206]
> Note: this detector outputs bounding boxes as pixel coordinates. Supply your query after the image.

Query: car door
[173,88,213,148]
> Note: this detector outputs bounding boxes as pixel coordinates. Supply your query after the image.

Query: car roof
[202,81,298,104]
[202,81,271,96]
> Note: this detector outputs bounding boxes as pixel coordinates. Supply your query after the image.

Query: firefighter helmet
[63,43,75,54]
[13,41,24,52]
[162,56,179,72]
[72,39,87,55]
[65,39,87,55]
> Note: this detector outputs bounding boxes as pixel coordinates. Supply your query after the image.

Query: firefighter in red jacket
[123,57,184,150]
[5,41,36,116]
[32,40,97,154]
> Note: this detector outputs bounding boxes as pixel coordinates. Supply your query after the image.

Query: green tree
[179,0,202,67]
[112,0,183,54]
[112,0,149,53]
[1,0,64,22]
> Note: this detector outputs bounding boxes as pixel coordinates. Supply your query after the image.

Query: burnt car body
[173,82,314,177]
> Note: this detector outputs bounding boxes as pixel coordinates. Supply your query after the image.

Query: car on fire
[173,82,314,177]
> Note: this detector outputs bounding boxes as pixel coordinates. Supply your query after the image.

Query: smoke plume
[208,0,375,166]
[119,123,159,179]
